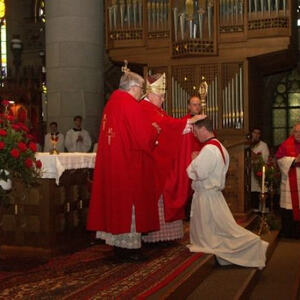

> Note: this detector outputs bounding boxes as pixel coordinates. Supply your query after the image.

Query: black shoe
[113,247,147,263]
[113,246,129,261]
[127,251,148,262]
[159,241,174,248]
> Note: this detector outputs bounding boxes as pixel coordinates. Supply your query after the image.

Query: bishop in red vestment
[87,69,160,258]
[141,73,206,243]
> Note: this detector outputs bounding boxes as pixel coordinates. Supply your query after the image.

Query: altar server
[44,122,65,153]
[65,115,92,152]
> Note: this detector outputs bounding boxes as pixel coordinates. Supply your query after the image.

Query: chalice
[50,134,59,155]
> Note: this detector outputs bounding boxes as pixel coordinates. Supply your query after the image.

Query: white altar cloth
[35,153,96,184]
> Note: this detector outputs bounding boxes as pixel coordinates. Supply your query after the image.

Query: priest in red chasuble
[181,96,203,152]
[87,63,160,262]
[140,73,206,244]
[276,122,300,238]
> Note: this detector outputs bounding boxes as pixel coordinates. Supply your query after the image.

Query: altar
[0,153,96,259]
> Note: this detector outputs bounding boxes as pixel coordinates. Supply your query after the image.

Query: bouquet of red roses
[0,100,42,189]
[252,151,281,190]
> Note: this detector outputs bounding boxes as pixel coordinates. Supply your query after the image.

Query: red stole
[207,139,225,164]
[278,136,300,221]
[164,137,225,222]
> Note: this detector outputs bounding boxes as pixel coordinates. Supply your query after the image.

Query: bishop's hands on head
[188,114,207,124]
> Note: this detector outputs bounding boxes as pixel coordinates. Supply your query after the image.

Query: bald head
[293,122,300,143]
[188,96,201,116]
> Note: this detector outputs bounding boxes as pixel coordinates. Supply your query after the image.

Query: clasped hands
[77,135,83,142]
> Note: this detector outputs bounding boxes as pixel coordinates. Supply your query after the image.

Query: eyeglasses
[134,85,145,94]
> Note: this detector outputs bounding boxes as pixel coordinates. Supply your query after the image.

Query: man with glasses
[87,62,161,262]
[140,73,206,245]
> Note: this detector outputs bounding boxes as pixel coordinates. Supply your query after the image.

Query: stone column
[45,0,104,143]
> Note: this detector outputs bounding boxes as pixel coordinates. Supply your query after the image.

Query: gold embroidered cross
[102,114,107,131]
[107,127,115,145]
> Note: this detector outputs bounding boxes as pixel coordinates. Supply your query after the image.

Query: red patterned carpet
[0,234,203,299]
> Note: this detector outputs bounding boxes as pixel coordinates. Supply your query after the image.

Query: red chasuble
[276,136,300,221]
[87,90,159,234]
[140,100,187,196]
[163,114,203,222]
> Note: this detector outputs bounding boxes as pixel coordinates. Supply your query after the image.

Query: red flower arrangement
[251,152,281,190]
[0,100,42,190]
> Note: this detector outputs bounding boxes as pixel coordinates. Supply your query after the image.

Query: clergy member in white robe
[250,128,270,211]
[186,118,268,269]
[65,115,92,152]
[44,122,65,153]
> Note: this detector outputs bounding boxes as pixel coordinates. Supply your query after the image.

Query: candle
[261,165,265,194]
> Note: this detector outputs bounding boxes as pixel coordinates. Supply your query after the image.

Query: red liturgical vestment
[140,101,199,222]
[163,113,202,221]
[87,90,159,234]
[276,136,300,221]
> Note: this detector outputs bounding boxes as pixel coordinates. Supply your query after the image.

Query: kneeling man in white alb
[187,118,268,269]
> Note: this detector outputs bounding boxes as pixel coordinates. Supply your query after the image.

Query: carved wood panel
[0,170,92,256]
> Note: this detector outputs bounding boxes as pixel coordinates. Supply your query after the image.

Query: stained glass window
[272,69,300,145]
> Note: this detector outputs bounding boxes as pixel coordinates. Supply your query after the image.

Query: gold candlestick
[258,192,270,235]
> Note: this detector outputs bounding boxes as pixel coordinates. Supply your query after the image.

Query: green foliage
[251,152,281,190]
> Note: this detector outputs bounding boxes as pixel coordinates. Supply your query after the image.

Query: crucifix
[107,127,115,145]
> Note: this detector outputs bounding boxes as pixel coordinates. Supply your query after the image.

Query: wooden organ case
[105,0,297,219]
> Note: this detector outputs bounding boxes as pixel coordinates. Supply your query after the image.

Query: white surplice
[65,129,92,152]
[186,141,268,269]
[277,157,300,209]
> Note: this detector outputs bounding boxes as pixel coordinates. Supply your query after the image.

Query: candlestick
[261,165,265,194]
